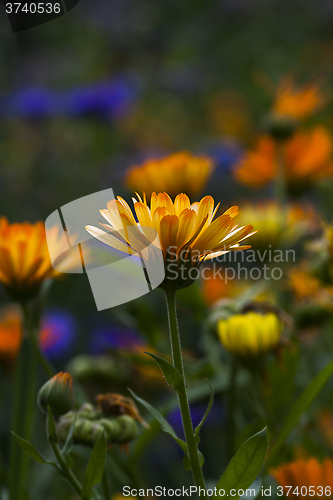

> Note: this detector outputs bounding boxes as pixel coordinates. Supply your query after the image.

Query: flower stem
[227,359,238,459]
[21,302,55,379]
[274,141,288,206]
[8,320,37,499]
[164,289,206,496]
[50,441,83,497]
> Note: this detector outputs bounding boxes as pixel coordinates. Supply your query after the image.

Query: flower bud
[38,372,74,416]
[218,310,283,364]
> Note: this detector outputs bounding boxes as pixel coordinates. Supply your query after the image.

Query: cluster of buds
[56,393,145,448]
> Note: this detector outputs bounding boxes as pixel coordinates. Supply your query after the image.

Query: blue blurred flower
[90,326,144,355]
[206,141,244,173]
[63,77,138,117]
[39,310,77,361]
[0,76,138,119]
[167,400,226,438]
[0,88,59,117]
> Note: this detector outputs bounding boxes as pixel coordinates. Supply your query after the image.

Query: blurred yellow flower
[86,192,255,289]
[218,311,282,358]
[270,457,333,498]
[236,201,317,249]
[273,76,327,120]
[0,218,80,300]
[0,306,22,368]
[234,127,333,190]
[124,152,214,199]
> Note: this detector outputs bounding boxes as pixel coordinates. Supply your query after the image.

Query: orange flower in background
[273,76,327,121]
[317,410,333,449]
[86,192,256,288]
[125,152,215,199]
[0,218,79,301]
[200,267,242,306]
[0,306,22,367]
[234,126,333,190]
[270,458,333,498]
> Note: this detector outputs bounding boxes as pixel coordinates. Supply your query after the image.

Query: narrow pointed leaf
[62,415,76,469]
[195,380,214,439]
[128,388,187,452]
[144,352,183,391]
[11,432,60,470]
[269,358,333,464]
[82,431,107,499]
[214,429,268,499]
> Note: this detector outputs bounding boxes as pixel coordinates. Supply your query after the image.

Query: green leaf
[82,431,107,499]
[194,380,214,441]
[144,352,183,391]
[11,432,59,470]
[47,406,58,445]
[128,388,187,453]
[269,358,333,464]
[214,429,268,499]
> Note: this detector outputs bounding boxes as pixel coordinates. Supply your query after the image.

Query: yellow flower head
[273,76,327,121]
[0,217,80,301]
[236,201,316,250]
[124,152,215,199]
[0,306,22,369]
[218,311,282,358]
[86,192,256,289]
[234,127,333,191]
[270,457,333,499]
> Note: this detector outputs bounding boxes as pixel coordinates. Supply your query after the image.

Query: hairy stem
[165,289,206,497]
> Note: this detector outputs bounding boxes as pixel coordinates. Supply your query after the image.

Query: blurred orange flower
[0,306,22,368]
[0,218,78,301]
[273,76,327,121]
[234,127,333,190]
[270,457,333,498]
[317,410,333,449]
[124,152,214,199]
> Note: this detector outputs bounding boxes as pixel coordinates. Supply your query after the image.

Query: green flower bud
[38,372,74,416]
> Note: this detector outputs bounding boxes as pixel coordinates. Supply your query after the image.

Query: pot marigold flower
[0,306,22,368]
[273,76,327,121]
[86,192,256,289]
[38,372,74,416]
[0,218,80,301]
[235,201,317,250]
[234,127,333,192]
[270,457,333,499]
[124,152,215,199]
[218,310,282,359]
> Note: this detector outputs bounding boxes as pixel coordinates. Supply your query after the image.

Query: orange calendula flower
[270,457,333,499]
[234,126,333,191]
[124,152,214,199]
[0,306,22,368]
[273,76,327,121]
[86,192,256,289]
[0,217,79,301]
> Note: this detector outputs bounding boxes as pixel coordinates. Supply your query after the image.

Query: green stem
[227,359,238,459]
[50,442,83,497]
[21,302,55,379]
[164,289,206,497]
[274,141,288,206]
[8,316,38,499]
[251,371,278,436]
[102,468,111,500]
